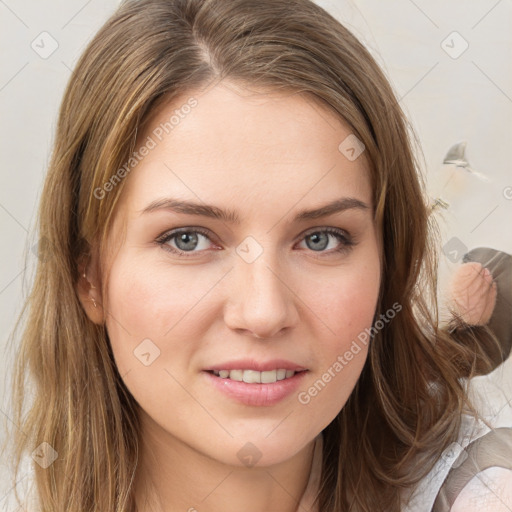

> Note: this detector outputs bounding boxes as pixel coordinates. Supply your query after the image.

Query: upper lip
[204,359,307,372]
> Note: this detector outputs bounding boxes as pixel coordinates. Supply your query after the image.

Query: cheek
[306,253,381,352]
[104,255,207,373]
[103,256,213,420]
[106,250,219,334]
[326,275,378,337]
[296,253,380,420]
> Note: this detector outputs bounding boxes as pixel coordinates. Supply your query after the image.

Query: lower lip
[203,371,307,406]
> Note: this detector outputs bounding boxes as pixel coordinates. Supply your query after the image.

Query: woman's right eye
[155,228,215,256]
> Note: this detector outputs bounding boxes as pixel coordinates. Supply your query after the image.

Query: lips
[203,359,308,406]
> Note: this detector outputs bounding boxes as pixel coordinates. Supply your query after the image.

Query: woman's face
[94,81,381,467]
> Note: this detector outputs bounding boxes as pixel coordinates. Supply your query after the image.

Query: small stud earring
[90,297,97,308]
[83,271,96,287]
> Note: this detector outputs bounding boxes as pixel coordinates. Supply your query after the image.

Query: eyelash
[155,226,356,258]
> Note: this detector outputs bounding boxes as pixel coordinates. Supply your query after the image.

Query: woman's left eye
[155,227,355,257]
[298,228,355,255]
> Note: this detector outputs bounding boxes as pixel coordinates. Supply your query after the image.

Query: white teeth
[229,369,243,382]
[261,370,277,383]
[212,368,297,383]
[243,370,261,383]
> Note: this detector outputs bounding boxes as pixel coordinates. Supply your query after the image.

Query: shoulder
[401,419,512,511]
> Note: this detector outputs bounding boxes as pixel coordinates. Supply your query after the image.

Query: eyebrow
[140,196,370,223]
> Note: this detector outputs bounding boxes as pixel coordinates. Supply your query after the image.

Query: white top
[403,357,512,511]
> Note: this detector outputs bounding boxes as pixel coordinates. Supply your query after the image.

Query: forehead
[119,81,372,218]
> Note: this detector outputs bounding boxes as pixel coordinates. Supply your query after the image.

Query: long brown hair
[3,0,495,510]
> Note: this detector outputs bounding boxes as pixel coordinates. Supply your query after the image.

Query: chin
[200,429,317,469]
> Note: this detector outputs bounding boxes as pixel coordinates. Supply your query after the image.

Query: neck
[133,413,318,512]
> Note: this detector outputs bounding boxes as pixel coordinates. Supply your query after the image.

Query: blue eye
[300,228,355,254]
[155,227,355,257]
[155,227,214,256]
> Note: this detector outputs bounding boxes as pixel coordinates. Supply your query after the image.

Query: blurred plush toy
[449,260,497,327]
[445,247,512,373]
[433,246,512,511]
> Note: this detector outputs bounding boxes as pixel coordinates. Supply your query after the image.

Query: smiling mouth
[208,369,303,383]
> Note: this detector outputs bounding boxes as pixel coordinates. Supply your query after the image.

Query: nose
[223,252,300,340]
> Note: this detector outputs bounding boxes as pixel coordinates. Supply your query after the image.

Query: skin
[80,81,382,511]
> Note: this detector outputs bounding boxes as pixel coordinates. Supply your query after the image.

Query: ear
[77,247,105,325]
